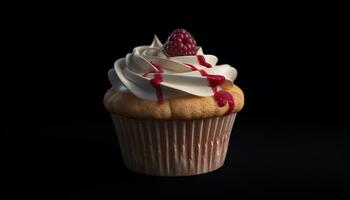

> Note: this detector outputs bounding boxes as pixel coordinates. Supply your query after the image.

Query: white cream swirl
[108,35,237,101]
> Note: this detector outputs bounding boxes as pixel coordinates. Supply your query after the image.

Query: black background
[2,2,349,199]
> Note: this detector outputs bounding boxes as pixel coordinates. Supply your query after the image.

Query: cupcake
[104,29,244,176]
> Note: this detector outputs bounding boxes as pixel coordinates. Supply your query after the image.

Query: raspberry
[163,29,198,56]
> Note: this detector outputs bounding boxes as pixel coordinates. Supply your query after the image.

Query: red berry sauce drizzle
[143,62,164,104]
[185,61,234,115]
[196,55,212,68]
[183,63,197,71]
[143,62,164,77]
[213,91,234,114]
[150,74,164,104]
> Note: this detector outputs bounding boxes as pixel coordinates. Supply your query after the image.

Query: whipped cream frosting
[108,35,237,101]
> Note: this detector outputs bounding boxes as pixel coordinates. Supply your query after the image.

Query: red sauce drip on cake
[199,70,234,115]
[150,62,164,73]
[183,63,234,115]
[150,74,164,104]
[143,62,164,104]
[184,63,198,71]
[143,62,164,77]
[197,55,212,68]
[198,70,225,92]
[214,91,234,115]
[143,61,234,112]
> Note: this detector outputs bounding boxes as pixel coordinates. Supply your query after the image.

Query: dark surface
[3,2,349,199]
[3,116,350,198]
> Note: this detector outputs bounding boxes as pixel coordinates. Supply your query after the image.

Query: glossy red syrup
[143,62,164,77]
[150,74,164,104]
[150,62,164,73]
[198,70,225,92]
[197,55,212,68]
[183,62,234,114]
[199,70,234,115]
[143,62,164,104]
[144,60,234,113]
[214,91,234,115]
[184,63,198,71]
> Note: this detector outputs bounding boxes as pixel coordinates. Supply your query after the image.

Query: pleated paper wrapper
[111,113,237,176]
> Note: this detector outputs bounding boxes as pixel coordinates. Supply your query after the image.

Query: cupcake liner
[111,113,237,176]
